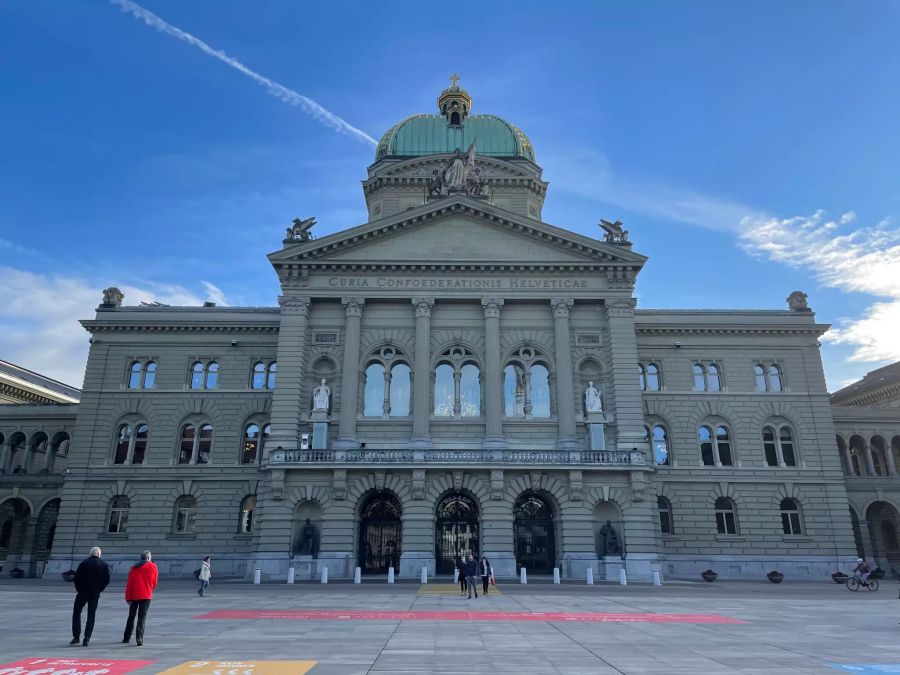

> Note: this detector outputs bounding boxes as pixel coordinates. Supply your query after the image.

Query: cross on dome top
[438,74,472,125]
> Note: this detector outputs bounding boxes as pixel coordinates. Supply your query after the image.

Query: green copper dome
[375,79,535,162]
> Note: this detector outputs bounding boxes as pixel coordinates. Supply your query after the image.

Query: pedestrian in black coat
[464,554,479,599]
[71,546,111,646]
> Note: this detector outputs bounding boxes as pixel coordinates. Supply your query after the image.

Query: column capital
[481,297,504,319]
[550,297,574,319]
[277,295,310,316]
[411,297,435,318]
[341,297,366,317]
[604,297,637,318]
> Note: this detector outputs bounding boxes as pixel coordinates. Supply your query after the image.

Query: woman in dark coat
[455,555,466,596]
[480,556,493,596]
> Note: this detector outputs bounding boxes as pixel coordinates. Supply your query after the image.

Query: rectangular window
[659,511,672,535]
[108,509,128,534]
[781,512,801,535]
[764,441,779,467]
[174,507,196,533]
[716,511,736,535]
[701,441,715,466]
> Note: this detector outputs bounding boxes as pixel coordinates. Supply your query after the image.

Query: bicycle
[846,576,879,592]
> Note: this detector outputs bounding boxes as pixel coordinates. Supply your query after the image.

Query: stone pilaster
[264,296,310,458]
[482,298,505,448]
[336,298,365,448]
[411,298,434,447]
[603,298,647,455]
[886,444,897,476]
[551,298,577,448]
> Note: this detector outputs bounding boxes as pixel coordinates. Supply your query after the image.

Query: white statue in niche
[312,378,331,412]
[584,381,603,413]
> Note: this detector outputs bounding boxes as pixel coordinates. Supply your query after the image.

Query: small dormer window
[450,111,461,125]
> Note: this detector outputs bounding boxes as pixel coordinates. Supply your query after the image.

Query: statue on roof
[787,291,810,312]
[285,217,316,242]
[100,287,124,308]
[599,219,629,243]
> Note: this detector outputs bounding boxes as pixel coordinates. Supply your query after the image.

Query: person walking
[464,554,479,599]
[70,546,111,647]
[122,550,158,646]
[455,555,467,596]
[479,556,493,596]
[197,556,211,597]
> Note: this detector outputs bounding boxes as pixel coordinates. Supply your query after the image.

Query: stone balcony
[268,447,646,468]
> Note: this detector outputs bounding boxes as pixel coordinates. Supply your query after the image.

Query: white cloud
[0,266,227,388]
[739,211,900,363]
[109,0,376,146]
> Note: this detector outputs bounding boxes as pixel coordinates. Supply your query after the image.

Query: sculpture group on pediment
[786,290,810,312]
[427,141,487,199]
[100,287,124,308]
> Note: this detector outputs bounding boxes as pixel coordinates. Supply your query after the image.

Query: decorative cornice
[81,323,279,334]
[635,326,827,337]
[278,295,310,316]
[605,298,637,318]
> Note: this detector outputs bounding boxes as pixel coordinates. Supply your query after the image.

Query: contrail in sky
[110,0,377,146]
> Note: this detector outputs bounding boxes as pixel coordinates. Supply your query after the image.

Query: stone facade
[3,81,890,582]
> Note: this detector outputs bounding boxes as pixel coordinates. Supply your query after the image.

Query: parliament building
[2,81,898,582]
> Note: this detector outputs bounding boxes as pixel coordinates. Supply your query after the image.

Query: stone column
[551,298,577,449]
[411,298,434,447]
[884,442,897,476]
[265,296,310,459]
[603,298,647,456]
[863,441,876,476]
[840,443,853,476]
[0,442,10,474]
[336,298,365,448]
[482,298,505,448]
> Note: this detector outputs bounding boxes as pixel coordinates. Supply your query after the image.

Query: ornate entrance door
[514,494,555,574]
[435,494,479,574]
[358,494,402,574]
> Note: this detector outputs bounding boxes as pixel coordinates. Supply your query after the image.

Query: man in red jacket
[122,550,158,646]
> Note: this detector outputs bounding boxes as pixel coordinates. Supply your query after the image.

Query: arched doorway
[513,493,555,574]
[866,501,900,570]
[435,493,479,574]
[0,497,32,572]
[358,493,402,574]
[32,498,60,574]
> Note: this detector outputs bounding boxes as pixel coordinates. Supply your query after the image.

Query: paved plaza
[1,578,899,674]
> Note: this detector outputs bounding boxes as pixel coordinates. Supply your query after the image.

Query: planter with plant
[766,570,784,583]
[61,569,76,583]
[9,568,24,578]
[831,571,849,584]
[701,569,718,582]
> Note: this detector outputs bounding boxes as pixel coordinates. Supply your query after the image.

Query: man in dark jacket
[464,554,479,599]
[71,546,111,646]
[123,550,158,646]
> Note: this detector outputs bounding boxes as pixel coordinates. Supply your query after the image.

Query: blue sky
[1,0,898,389]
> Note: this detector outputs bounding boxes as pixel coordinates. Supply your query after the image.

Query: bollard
[388,567,395,584]
[520,567,527,584]
[421,566,428,584]
[653,571,662,586]
[453,568,459,583]
[553,567,560,584]
[287,567,295,584]
[619,568,627,586]
[586,568,594,585]
[354,567,362,584]
[320,566,328,584]
[253,568,261,585]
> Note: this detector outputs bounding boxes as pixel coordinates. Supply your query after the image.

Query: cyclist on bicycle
[852,558,871,587]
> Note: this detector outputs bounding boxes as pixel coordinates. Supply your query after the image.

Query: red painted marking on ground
[195,609,744,624]
[0,658,155,674]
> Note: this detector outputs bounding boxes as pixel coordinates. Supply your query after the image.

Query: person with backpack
[122,550,158,646]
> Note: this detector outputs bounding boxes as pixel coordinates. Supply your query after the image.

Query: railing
[270,448,640,466]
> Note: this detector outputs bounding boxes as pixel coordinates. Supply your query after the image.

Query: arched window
[205,362,219,389]
[707,364,721,391]
[780,498,802,535]
[363,347,410,417]
[503,347,551,418]
[173,495,197,533]
[657,496,673,534]
[250,362,266,389]
[242,423,268,464]
[715,425,732,465]
[768,365,783,391]
[754,364,767,392]
[239,495,256,533]
[714,497,737,535]
[693,364,706,391]
[29,432,48,472]
[178,423,213,464]
[190,362,205,389]
[779,426,796,466]
[638,364,646,391]
[389,363,411,416]
[651,424,670,466]
[699,426,715,466]
[849,435,866,476]
[433,346,481,417]
[250,361,276,389]
[646,363,661,391]
[143,362,157,388]
[127,361,142,389]
[763,426,778,466]
[113,423,148,465]
[107,496,130,534]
